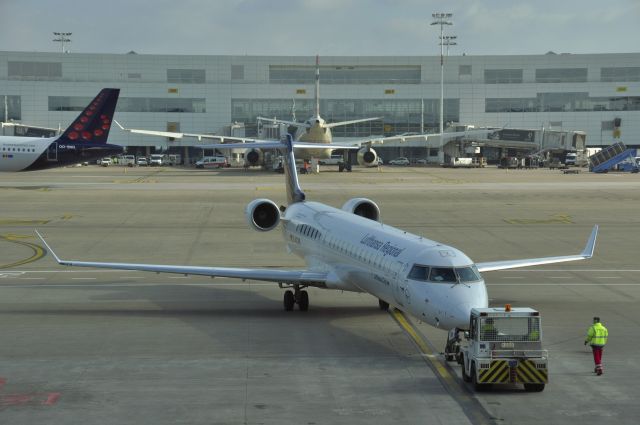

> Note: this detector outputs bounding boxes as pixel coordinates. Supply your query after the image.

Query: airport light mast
[441,35,457,57]
[53,32,72,53]
[430,13,453,135]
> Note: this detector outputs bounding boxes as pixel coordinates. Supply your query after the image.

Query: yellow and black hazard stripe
[478,360,510,383]
[516,360,548,384]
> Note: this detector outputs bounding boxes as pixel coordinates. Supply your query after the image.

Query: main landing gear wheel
[283,290,295,311]
[283,285,309,311]
[298,290,309,311]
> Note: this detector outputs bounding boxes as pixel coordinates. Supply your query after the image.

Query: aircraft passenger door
[47,142,58,162]
[393,262,410,306]
[393,279,405,307]
[400,262,411,305]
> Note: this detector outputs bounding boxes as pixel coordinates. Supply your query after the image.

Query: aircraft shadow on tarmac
[1,283,425,360]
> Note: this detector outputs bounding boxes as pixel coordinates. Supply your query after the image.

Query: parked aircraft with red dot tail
[0,88,122,172]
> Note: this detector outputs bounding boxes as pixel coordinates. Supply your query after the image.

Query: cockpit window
[407,265,429,281]
[408,264,482,283]
[455,266,482,283]
[429,267,457,282]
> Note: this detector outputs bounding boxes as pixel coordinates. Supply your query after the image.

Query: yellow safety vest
[586,323,608,346]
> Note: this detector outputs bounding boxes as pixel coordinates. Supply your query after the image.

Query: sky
[0,0,639,57]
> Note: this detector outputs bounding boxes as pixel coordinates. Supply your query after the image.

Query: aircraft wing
[476,225,598,272]
[36,231,327,286]
[115,120,260,143]
[335,128,498,148]
[324,117,382,129]
[257,117,311,128]
[256,116,382,129]
[196,141,360,151]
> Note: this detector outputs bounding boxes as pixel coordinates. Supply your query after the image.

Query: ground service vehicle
[136,157,148,166]
[317,154,344,166]
[121,155,136,167]
[149,154,166,166]
[195,156,229,169]
[167,154,181,166]
[450,157,473,168]
[100,157,112,167]
[388,157,410,165]
[455,306,548,392]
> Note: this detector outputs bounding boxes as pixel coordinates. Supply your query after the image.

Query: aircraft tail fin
[184,134,313,205]
[314,55,320,118]
[283,134,306,205]
[58,88,120,145]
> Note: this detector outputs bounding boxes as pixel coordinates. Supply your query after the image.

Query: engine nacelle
[244,148,263,166]
[356,147,378,167]
[341,198,381,222]
[245,198,281,231]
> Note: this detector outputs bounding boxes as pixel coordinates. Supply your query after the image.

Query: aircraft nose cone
[453,303,473,328]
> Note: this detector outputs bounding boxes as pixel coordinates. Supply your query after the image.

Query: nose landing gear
[445,328,463,362]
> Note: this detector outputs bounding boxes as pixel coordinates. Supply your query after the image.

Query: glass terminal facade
[1,51,638,150]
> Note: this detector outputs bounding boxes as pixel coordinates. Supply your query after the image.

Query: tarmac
[1,164,639,425]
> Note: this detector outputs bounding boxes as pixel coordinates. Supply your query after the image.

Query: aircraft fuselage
[0,136,122,172]
[293,118,333,160]
[281,200,488,329]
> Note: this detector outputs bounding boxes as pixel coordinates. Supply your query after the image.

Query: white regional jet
[0,89,122,172]
[37,134,598,332]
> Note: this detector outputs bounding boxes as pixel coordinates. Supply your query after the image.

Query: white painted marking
[10,270,129,273]
[19,277,45,280]
[119,276,146,279]
[486,269,640,272]
[549,276,571,279]
[499,276,524,279]
[0,272,26,279]
[71,277,97,280]
[488,283,640,286]
[0,282,274,288]
[598,276,621,279]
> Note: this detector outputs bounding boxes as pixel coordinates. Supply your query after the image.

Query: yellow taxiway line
[390,308,495,425]
[0,234,46,269]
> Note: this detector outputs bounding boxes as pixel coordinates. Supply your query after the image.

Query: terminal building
[0,50,638,163]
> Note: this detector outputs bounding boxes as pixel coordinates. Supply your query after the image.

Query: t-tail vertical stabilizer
[283,134,306,205]
[314,54,320,119]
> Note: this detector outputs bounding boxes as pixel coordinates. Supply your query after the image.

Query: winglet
[581,225,599,258]
[35,230,65,265]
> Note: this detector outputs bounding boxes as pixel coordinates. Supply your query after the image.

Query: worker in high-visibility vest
[481,318,498,340]
[584,316,609,375]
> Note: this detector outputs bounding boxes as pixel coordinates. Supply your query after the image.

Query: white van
[121,155,136,167]
[195,156,229,169]
[149,154,166,166]
[565,152,577,166]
